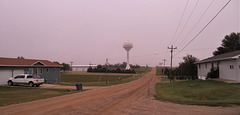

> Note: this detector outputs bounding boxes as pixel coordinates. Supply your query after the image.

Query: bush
[207,68,219,79]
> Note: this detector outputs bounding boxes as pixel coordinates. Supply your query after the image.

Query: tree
[213,32,240,56]
[61,63,70,71]
[178,55,198,80]
[53,62,70,71]
[53,61,60,65]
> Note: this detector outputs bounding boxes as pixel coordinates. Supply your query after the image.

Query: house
[195,50,240,81]
[0,57,62,85]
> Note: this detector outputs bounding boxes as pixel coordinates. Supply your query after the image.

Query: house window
[46,68,49,73]
[54,68,56,72]
[230,65,234,69]
[205,63,207,69]
[211,63,214,68]
[198,64,201,69]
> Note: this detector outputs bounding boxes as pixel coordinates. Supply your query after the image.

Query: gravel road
[0,68,239,115]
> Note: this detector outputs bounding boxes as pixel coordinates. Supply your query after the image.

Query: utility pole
[167,45,177,82]
[106,58,109,65]
[163,59,166,67]
[105,58,109,74]
[163,59,166,75]
[69,61,73,71]
[105,58,109,84]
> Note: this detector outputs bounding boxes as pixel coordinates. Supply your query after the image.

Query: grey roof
[195,50,240,64]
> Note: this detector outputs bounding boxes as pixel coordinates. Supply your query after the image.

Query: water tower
[123,41,133,70]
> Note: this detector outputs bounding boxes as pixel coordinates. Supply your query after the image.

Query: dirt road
[0,68,239,115]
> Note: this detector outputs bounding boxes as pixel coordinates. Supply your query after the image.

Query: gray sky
[0,0,239,67]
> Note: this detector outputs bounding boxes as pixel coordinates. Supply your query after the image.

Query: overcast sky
[0,0,239,67]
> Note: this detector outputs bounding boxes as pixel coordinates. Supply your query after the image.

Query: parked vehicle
[7,74,44,87]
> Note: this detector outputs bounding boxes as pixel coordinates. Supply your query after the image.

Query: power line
[168,0,189,46]
[176,0,215,47]
[173,0,200,45]
[175,0,232,56]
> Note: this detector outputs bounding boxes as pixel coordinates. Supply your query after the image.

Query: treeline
[107,62,141,69]
[160,55,199,80]
[161,54,218,80]
[87,62,141,74]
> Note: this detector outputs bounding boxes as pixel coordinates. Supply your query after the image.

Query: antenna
[69,61,73,71]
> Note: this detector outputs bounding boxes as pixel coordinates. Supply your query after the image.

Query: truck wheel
[29,82,34,87]
[8,81,13,86]
[36,84,40,87]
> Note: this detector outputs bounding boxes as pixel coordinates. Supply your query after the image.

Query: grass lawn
[0,86,78,107]
[61,67,151,86]
[155,80,240,107]
[156,67,164,76]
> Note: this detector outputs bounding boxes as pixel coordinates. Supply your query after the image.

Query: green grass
[0,86,78,107]
[156,67,164,76]
[61,74,132,82]
[161,76,170,82]
[61,67,152,86]
[155,80,240,107]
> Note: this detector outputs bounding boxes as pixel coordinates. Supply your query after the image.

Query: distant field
[61,67,152,86]
[0,86,78,107]
[155,80,240,107]
[156,67,164,76]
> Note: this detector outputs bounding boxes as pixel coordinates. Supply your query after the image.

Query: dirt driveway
[0,68,239,115]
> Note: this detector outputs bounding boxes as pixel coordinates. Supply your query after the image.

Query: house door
[33,68,43,77]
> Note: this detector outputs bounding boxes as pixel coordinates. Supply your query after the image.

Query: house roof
[195,50,240,64]
[0,57,62,67]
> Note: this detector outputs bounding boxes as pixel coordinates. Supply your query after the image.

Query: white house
[195,50,240,81]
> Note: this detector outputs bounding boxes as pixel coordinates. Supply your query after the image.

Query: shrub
[207,68,219,79]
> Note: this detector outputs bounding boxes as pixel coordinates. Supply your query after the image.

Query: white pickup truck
[7,74,44,87]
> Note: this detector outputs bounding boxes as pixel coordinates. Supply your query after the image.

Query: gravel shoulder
[0,68,239,115]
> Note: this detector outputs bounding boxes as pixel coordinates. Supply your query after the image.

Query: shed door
[0,70,12,85]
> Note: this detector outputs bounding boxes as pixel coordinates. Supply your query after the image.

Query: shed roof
[195,50,240,64]
[0,57,62,67]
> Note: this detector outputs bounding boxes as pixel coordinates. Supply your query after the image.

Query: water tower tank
[123,41,133,51]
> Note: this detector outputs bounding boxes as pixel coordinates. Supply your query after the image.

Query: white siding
[13,70,24,77]
[236,58,240,81]
[197,63,212,77]
[219,60,237,81]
